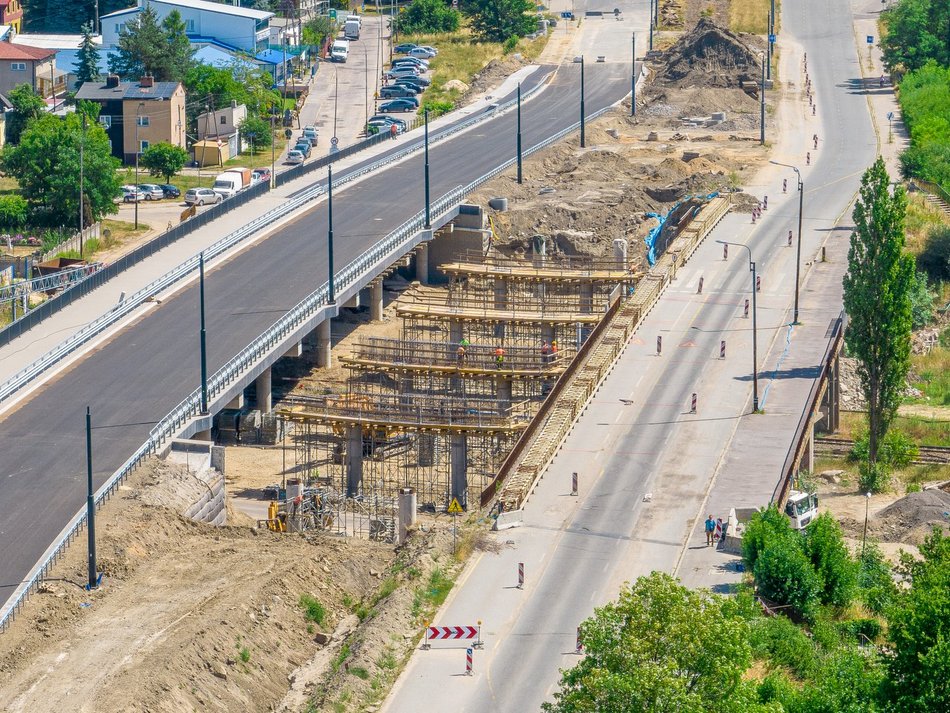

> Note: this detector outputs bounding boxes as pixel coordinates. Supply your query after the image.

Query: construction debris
[652,17,762,88]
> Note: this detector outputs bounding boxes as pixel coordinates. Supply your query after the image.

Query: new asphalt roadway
[0,59,630,616]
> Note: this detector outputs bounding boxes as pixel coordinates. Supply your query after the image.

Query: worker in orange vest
[494,346,505,369]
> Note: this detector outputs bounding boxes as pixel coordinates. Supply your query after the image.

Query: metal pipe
[631,33,636,117]
[86,406,97,590]
[795,174,804,323]
[424,108,431,228]
[760,53,766,145]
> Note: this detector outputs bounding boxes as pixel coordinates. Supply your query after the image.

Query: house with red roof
[0,40,64,100]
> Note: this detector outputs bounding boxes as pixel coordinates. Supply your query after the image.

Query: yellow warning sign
[448,498,464,514]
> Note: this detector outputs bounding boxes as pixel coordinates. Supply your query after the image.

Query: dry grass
[839,409,950,447]
[730,0,780,34]
[905,192,950,255]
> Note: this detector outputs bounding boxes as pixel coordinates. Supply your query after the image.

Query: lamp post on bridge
[327,165,335,304]
[580,55,586,148]
[717,240,759,412]
[771,160,805,324]
[516,83,523,184]
[424,107,431,229]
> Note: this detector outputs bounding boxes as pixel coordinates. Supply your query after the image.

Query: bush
[0,194,28,229]
[850,428,919,469]
[299,593,326,625]
[919,225,950,281]
[420,99,454,118]
[742,505,794,571]
[858,541,898,615]
[749,614,819,678]
[754,535,823,621]
[896,62,950,191]
[502,35,518,53]
[397,0,460,33]
[804,513,860,608]
[837,617,883,644]
[859,459,889,494]
[909,270,935,328]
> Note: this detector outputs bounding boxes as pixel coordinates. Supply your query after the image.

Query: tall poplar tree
[842,157,914,491]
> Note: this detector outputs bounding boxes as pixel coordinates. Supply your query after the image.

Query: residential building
[0,40,64,101]
[11,33,104,91]
[101,0,274,55]
[0,0,23,34]
[76,75,186,164]
[196,101,246,157]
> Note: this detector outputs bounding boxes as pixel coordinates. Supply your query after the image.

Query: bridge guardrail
[0,76,594,632]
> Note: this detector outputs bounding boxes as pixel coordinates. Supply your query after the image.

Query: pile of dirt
[653,17,761,88]
[872,489,950,545]
[463,54,530,104]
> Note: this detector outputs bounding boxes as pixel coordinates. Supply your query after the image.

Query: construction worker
[494,346,505,369]
[551,340,559,362]
[456,344,466,366]
[540,340,551,364]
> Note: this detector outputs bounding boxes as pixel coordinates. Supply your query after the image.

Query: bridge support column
[226,393,244,410]
[415,242,430,284]
[397,487,417,544]
[496,376,513,411]
[317,319,332,368]
[803,421,815,474]
[579,283,594,314]
[284,341,303,358]
[344,293,359,309]
[450,434,468,508]
[417,434,435,466]
[828,355,841,433]
[255,367,272,413]
[346,424,363,497]
[370,280,384,322]
[194,428,211,441]
[493,279,508,311]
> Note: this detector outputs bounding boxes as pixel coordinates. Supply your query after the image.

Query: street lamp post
[516,83,523,184]
[199,252,208,414]
[760,53,766,145]
[79,112,86,257]
[134,102,144,229]
[580,55,586,149]
[423,108,431,229]
[631,33,636,117]
[85,406,98,590]
[771,160,805,324]
[766,7,772,80]
[717,240,759,412]
[270,109,276,189]
[327,165,335,304]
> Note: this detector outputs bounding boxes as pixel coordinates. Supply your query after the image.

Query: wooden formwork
[487,197,732,512]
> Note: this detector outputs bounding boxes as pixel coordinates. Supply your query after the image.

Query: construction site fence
[0,81,607,631]
[771,311,845,507]
[484,196,732,511]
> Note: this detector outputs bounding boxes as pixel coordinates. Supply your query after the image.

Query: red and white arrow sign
[426,625,478,640]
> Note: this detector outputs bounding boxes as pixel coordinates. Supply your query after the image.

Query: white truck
[344,18,360,40]
[211,167,252,199]
[330,39,349,62]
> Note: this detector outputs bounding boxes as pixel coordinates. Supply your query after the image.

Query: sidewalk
[675,0,904,590]
[0,64,547,393]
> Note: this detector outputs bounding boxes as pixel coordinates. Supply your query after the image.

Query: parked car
[184,187,223,206]
[137,183,164,201]
[392,56,429,69]
[380,85,418,99]
[379,99,418,113]
[394,42,417,53]
[294,141,313,158]
[286,149,305,165]
[119,185,143,203]
[368,118,405,134]
[159,184,181,199]
[418,45,438,55]
[394,75,431,88]
[393,81,423,95]
[302,126,319,146]
[387,64,422,76]
[251,168,271,184]
[369,115,408,130]
[409,46,437,59]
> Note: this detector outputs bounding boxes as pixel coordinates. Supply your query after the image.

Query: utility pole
[86,406,98,591]
[333,71,339,143]
[760,53,766,145]
[199,252,209,414]
[516,83,523,184]
[270,109,276,189]
[766,8,772,80]
[718,241,759,412]
[423,108,431,228]
[631,33,636,117]
[79,112,85,258]
[327,165,335,304]
[580,55,586,149]
[134,102,144,229]
[794,173,804,323]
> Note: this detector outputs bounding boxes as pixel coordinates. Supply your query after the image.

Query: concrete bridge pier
[493,279,508,311]
[370,280,384,322]
[415,242,430,285]
[817,354,841,434]
[317,319,332,368]
[450,434,468,508]
[346,424,363,497]
[255,367,272,413]
[579,283,594,314]
[496,376,513,412]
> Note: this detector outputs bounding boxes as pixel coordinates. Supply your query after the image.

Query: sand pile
[872,489,950,545]
[653,18,761,88]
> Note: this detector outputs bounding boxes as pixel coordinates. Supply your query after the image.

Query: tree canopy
[74,22,102,85]
[5,84,46,145]
[881,0,950,72]
[1,110,121,226]
[842,158,914,492]
[464,0,538,42]
[107,6,194,81]
[397,0,461,34]
[140,142,189,183]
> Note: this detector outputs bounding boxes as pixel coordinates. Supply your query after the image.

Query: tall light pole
[327,165,335,304]
[717,240,759,412]
[270,108,276,189]
[85,406,98,590]
[134,102,144,229]
[423,107,431,228]
[631,33,636,117]
[580,55,586,149]
[759,53,766,145]
[79,112,86,257]
[516,82,523,184]
[766,8,772,80]
[772,160,805,324]
[333,71,339,144]
[199,252,209,414]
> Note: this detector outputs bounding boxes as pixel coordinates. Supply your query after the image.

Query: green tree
[857,541,899,615]
[1,113,121,226]
[5,84,46,145]
[753,535,822,621]
[543,572,760,713]
[883,529,950,711]
[919,225,950,281]
[161,10,195,82]
[804,513,859,608]
[140,142,189,183]
[302,16,335,48]
[108,4,166,79]
[881,0,950,72]
[0,194,29,230]
[74,22,102,85]
[464,0,538,42]
[397,0,461,33]
[741,505,793,572]
[842,158,914,489]
[238,115,272,154]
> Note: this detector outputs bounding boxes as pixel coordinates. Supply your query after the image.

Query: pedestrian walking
[806,151,811,165]
[390,123,398,140]
[704,515,716,547]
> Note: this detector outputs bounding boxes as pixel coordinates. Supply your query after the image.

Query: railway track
[815,437,950,465]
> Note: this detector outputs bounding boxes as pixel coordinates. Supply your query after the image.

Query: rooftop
[12,33,101,50]
[75,79,182,101]
[0,41,56,61]
[102,0,273,21]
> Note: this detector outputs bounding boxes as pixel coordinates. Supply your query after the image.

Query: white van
[330,39,349,62]
[344,19,360,40]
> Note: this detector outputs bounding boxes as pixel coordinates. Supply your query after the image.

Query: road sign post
[571,471,578,496]
[465,647,473,675]
[448,497,463,553]
[656,335,662,355]
[517,562,524,589]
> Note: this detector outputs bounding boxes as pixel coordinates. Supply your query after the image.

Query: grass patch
[239,646,251,663]
[910,347,950,407]
[299,593,327,626]
[730,0,781,34]
[905,193,950,256]
[332,643,352,672]
[411,567,455,619]
[840,409,950,447]
[349,665,369,680]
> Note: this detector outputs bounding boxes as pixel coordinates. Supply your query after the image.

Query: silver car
[137,184,164,201]
[184,187,223,206]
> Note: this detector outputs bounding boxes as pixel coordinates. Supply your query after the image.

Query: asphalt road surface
[0,63,629,616]
[381,0,878,710]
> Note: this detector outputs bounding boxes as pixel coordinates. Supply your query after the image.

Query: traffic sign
[448,497,463,513]
[887,111,893,120]
[768,34,776,43]
[427,625,478,640]
[329,9,337,19]
[866,35,874,44]
[330,136,339,146]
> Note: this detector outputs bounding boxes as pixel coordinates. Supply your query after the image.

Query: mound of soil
[653,17,761,88]
[873,489,950,545]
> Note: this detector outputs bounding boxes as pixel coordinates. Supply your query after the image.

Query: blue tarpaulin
[643,192,720,266]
